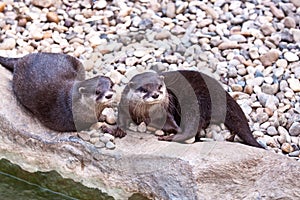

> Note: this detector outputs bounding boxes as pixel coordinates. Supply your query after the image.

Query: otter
[115,70,263,148]
[0,52,114,132]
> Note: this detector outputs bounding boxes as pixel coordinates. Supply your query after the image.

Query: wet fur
[0,52,114,132]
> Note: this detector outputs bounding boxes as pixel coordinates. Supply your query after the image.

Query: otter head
[78,76,115,106]
[127,72,167,105]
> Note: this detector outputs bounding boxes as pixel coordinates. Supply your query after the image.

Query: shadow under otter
[0,53,114,132]
[115,70,263,148]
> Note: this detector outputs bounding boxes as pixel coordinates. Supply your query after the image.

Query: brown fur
[115,70,263,148]
[0,52,114,132]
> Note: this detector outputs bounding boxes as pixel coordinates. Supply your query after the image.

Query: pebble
[283,17,296,29]
[218,42,241,50]
[155,30,171,40]
[102,108,116,125]
[266,126,278,136]
[31,0,53,8]
[270,4,285,19]
[46,12,59,24]
[275,59,288,68]
[0,2,6,12]
[0,38,16,50]
[287,78,300,92]
[89,35,106,47]
[259,50,279,66]
[289,122,300,136]
[291,29,300,42]
[94,0,107,9]
[284,52,299,62]
[155,130,165,136]
[166,2,176,18]
[78,131,91,141]
[95,141,106,148]
[288,150,300,157]
[281,143,293,154]
[261,24,276,36]
[105,141,116,150]
[137,122,147,133]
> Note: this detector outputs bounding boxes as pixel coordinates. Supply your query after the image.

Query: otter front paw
[112,127,127,138]
[158,135,174,141]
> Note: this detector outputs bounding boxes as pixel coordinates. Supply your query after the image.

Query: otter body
[0,53,114,132]
[116,70,262,148]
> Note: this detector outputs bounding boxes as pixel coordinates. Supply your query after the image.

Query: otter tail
[0,56,19,72]
[225,94,264,149]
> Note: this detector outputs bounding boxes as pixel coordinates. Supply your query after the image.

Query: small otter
[115,70,263,148]
[0,52,114,132]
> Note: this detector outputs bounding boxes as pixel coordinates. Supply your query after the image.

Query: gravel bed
[0,0,299,158]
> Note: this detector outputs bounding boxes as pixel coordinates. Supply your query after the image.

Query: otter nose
[152,93,159,99]
[105,93,113,99]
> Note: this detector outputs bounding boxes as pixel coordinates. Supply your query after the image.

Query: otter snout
[99,90,115,104]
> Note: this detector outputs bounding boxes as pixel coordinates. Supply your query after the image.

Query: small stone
[290,0,300,7]
[166,2,176,18]
[102,108,116,125]
[32,0,53,8]
[244,85,253,94]
[46,12,60,24]
[275,59,288,68]
[267,126,278,136]
[137,122,147,133]
[89,35,106,47]
[164,55,178,64]
[134,50,146,58]
[125,57,139,66]
[289,122,300,136]
[90,137,99,144]
[94,0,107,9]
[261,24,276,36]
[259,50,279,66]
[270,4,285,19]
[249,47,260,59]
[287,78,300,92]
[109,70,123,84]
[155,130,165,136]
[0,2,6,12]
[95,141,106,148]
[283,17,296,28]
[289,150,300,157]
[231,84,243,92]
[18,18,27,27]
[218,42,241,50]
[284,52,299,62]
[0,38,16,50]
[78,131,91,141]
[281,143,293,154]
[155,30,171,40]
[103,133,115,141]
[291,29,300,42]
[105,141,116,149]
[253,131,264,138]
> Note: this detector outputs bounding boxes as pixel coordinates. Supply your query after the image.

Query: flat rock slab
[0,66,300,199]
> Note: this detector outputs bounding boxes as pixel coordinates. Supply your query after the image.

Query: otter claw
[112,127,127,138]
[158,135,174,141]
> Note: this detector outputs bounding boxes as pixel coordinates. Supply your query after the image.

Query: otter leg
[161,113,182,133]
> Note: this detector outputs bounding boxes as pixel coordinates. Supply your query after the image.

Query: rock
[94,0,107,9]
[218,42,241,50]
[289,122,300,136]
[102,108,116,125]
[261,24,276,36]
[249,47,259,59]
[284,52,299,62]
[275,59,288,68]
[289,150,300,157]
[260,50,279,66]
[281,143,293,154]
[166,2,176,18]
[89,35,106,47]
[105,141,115,149]
[94,141,106,148]
[46,12,59,23]
[283,17,296,28]
[164,55,178,64]
[290,0,300,7]
[78,131,91,141]
[154,130,165,136]
[31,0,53,8]
[270,4,285,19]
[134,50,146,58]
[267,126,278,136]
[0,38,16,50]
[137,122,147,133]
[287,78,300,92]
[125,57,139,66]
[291,29,300,42]
[155,30,171,40]
[0,2,6,12]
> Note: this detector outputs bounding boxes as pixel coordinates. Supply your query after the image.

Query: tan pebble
[231,84,243,92]
[95,141,106,148]
[43,31,52,39]
[155,130,165,136]
[147,126,157,132]
[244,85,253,94]
[281,143,293,153]
[259,50,279,66]
[46,12,60,23]
[0,2,6,12]
[264,108,273,117]
[18,18,27,27]
[78,131,91,141]
[89,137,99,144]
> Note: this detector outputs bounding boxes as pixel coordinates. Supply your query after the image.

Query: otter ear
[78,87,86,94]
[159,75,164,80]
[128,82,134,88]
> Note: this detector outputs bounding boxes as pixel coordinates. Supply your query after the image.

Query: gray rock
[289,122,300,136]
[31,0,53,8]
[267,126,278,136]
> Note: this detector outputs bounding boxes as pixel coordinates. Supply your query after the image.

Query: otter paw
[100,125,113,134]
[113,127,127,138]
[158,135,174,141]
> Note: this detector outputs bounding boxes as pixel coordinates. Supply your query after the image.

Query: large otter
[0,52,114,132]
[115,70,263,148]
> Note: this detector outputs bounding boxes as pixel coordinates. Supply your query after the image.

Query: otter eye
[138,87,148,93]
[158,84,163,90]
[95,90,101,95]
